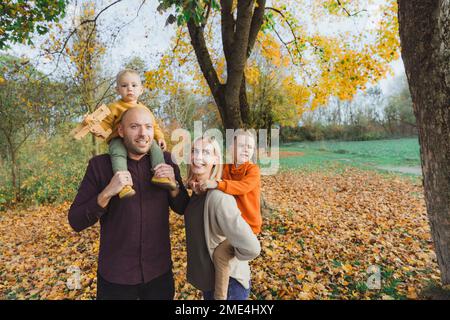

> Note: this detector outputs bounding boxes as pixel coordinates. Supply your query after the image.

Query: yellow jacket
[100,100,164,143]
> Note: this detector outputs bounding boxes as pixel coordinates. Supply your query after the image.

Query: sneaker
[119,185,136,199]
[151,176,177,191]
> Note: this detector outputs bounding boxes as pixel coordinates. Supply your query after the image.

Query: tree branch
[247,0,266,58]
[41,0,124,81]
[227,0,254,77]
[265,6,303,64]
[109,0,146,48]
[336,0,367,17]
[186,18,222,99]
[221,0,235,62]
[273,26,297,63]
[201,1,212,28]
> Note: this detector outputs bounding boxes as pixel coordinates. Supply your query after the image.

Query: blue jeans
[203,278,250,300]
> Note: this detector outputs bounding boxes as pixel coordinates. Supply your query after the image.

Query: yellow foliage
[245,63,260,87]
[140,0,400,122]
[259,33,283,67]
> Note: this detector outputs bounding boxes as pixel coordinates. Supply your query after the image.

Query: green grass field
[262,137,421,176]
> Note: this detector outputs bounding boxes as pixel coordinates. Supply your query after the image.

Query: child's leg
[109,137,135,198]
[149,140,177,190]
[149,140,165,168]
[213,239,235,300]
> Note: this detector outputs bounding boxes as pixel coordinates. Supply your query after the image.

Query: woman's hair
[187,135,223,184]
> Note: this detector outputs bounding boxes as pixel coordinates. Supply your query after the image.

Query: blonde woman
[183,135,261,300]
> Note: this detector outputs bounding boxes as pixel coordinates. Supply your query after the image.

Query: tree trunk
[91,133,99,157]
[398,0,450,285]
[10,149,19,202]
[239,76,251,127]
[188,0,270,213]
[187,0,265,130]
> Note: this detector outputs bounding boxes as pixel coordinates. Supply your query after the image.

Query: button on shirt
[68,152,189,285]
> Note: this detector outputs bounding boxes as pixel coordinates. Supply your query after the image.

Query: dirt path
[376,165,422,175]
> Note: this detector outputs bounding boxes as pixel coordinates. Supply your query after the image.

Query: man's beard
[123,135,152,155]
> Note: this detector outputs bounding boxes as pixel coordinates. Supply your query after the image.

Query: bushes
[281,124,408,143]
[0,126,101,208]
[19,157,88,205]
[281,82,417,143]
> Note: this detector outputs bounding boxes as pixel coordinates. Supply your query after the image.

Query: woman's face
[190,139,217,178]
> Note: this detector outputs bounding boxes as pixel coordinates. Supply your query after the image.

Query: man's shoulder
[136,101,149,108]
[88,154,111,167]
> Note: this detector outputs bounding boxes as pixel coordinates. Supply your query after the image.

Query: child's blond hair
[116,68,141,85]
[233,129,256,143]
[230,129,257,163]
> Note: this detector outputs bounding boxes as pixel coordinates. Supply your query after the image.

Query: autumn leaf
[0,168,440,300]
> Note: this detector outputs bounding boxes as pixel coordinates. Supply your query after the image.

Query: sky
[4,0,406,96]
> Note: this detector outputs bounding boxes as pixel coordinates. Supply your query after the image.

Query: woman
[184,135,261,300]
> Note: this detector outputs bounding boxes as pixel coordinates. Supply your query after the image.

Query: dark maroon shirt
[68,152,189,285]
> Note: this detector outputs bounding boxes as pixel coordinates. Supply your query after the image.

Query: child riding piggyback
[93,69,176,198]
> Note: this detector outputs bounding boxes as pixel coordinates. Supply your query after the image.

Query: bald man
[68,107,189,300]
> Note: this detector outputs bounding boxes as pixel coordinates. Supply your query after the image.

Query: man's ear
[118,123,125,138]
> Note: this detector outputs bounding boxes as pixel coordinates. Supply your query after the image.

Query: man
[68,107,189,300]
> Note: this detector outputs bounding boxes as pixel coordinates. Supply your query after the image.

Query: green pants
[109,137,165,174]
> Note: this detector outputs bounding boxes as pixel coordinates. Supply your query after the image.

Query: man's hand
[97,171,133,208]
[154,163,175,183]
[158,139,167,151]
[200,179,218,192]
[154,163,180,197]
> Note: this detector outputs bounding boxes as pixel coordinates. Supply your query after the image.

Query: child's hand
[82,113,93,125]
[191,182,201,195]
[200,179,218,192]
[158,139,167,150]
[188,179,204,195]
[88,123,103,138]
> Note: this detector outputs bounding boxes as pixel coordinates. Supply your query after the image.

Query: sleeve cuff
[217,181,226,191]
[86,195,108,219]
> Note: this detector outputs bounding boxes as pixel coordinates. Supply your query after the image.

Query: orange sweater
[217,162,261,234]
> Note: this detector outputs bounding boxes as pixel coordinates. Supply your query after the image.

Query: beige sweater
[203,190,261,289]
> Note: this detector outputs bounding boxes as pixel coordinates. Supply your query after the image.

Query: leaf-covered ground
[0,168,440,300]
